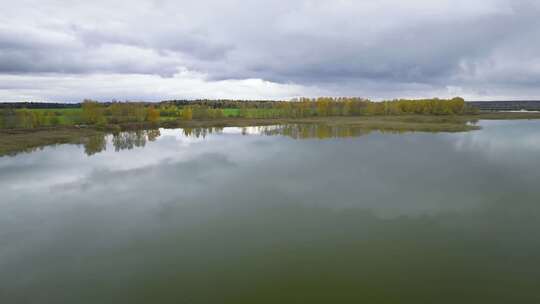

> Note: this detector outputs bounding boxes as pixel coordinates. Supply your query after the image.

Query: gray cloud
[1,0,540,101]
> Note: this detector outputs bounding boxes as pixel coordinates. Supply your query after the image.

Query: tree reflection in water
[181,124,408,140]
[112,130,146,152]
[83,134,107,156]
[78,124,412,157]
[182,126,224,138]
[82,129,162,156]
[260,124,375,139]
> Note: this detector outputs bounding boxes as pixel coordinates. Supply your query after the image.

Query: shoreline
[2,112,540,156]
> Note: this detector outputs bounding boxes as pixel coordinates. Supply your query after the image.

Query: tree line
[0,100,161,129]
[1,97,476,129]
[0,108,62,129]
[80,100,161,126]
[170,97,474,120]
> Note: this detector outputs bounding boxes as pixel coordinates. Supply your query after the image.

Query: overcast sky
[1,0,539,102]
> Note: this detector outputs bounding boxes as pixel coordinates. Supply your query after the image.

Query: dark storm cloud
[1,0,540,100]
[73,26,233,61]
[0,27,183,76]
[202,0,540,87]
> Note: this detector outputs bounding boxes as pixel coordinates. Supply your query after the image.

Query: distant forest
[0,99,285,109]
[469,100,540,111]
[0,102,81,109]
[2,99,540,111]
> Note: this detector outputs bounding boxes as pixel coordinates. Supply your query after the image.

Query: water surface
[2,120,540,303]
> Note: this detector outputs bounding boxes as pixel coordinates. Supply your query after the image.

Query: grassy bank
[160,112,540,131]
[0,127,104,156]
[2,112,540,157]
[466,111,540,120]
[160,115,481,132]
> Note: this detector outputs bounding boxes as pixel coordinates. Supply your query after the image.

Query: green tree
[48,115,61,126]
[238,105,248,118]
[182,106,193,120]
[82,99,104,124]
[15,109,33,128]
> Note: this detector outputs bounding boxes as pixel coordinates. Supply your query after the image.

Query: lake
[2,120,540,303]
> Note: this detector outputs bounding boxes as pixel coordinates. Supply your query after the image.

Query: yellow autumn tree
[147,106,160,123]
[182,106,193,120]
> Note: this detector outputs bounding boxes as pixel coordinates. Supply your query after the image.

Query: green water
[1,120,540,303]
